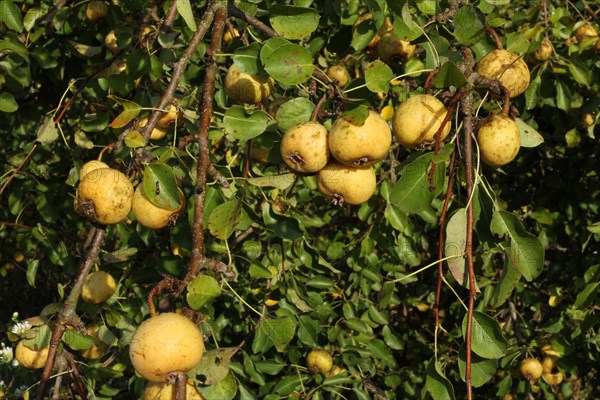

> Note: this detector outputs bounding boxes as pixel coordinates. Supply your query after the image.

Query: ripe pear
[82,271,117,304]
[477,114,520,167]
[225,64,274,104]
[306,349,333,375]
[353,13,392,52]
[80,160,109,180]
[377,32,416,65]
[281,121,329,173]
[80,325,109,359]
[392,94,451,148]
[530,39,553,63]
[317,162,376,206]
[328,110,391,167]
[136,117,168,140]
[476,49,530,97]
[15,341,49,369]
[75,168,134,225]
[326,65,350,87]
[575,23,598,42]
[519,358,543,381]
[542,371,564,386]
[104,30,119,54]
[86,1,109,22]
[132,185,185,229]
[156,104,183,129]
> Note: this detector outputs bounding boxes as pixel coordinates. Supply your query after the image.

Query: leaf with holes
[188,347,239,385]
[142,163,182,211]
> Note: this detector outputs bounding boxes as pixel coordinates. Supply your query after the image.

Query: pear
[328,110,391,167]
[280,121,329,173]
[477,114,521,167]
[476,49,530,97]
[317,162,376,205]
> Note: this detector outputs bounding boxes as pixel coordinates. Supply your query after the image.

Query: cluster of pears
[306,348,345,378]
[353,13,416,65]
[474,47,532,167]
[280,110,391,206]
[519,345,564,386]
[74,160,184,229]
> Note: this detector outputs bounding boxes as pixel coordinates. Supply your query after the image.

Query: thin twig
[162,0,180,32]
[485,26,504,50]
[228,0,277,37]
[0,144,37,198]
[434,150,457,328]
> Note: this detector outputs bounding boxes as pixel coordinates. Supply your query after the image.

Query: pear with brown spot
[476,49,530,97]
[281,121,329,173]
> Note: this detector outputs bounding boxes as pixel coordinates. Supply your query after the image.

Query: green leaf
[269,5,319,40]
[142,163,182,211]
[445,208,468,286]
[275,97,315,131]
[233,42,263,75]
[74,131,94,149]
[568,62,592,87]
[462,311,508,359]
[454,6,485,46]
[196,371,237,400]
[392,3,422,41]
[247,174,296,190]
[23,7,44,31]
[574,282,598,309]
[124,130,145,148]
[208,198,243,240]
[188,347,238,385]
[261,202,303,240]
[263,42,314,85]
[432,62,467,88]
[490,210,545,281]
[516,118,544,148]
[426,358,456,400]
[492,262,521,307]
[457,347,497,387]
[260,38,291,63]
[587,222,600,234]
[223,106,269,140]
[505,32,530,54]
[0,91,18,112]
[0,1,23,32]
[176,0,197,32]
[63,330,95,351]
[107,95,142,128]
[187,275,223,310]
[390,153,446,214]
[351,17,376,51]
[26,259,39,287]
[252,317,296,353]
[364,60,393,93]
[341,104,370,126]
[36,116,59,145]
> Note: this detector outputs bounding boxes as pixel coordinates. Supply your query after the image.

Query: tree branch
[35,226,106,400]
[185,1,228,282]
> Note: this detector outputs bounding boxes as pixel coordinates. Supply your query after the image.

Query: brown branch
[0,221,33,229]
[460,46,477,400]
[162,0,180,32]
[485,26,504,50]
[130,0,218,158]
[185,1,228,282]
[38,0,69,27]
[310,93,328,122]
[64,351,87,399]
[175,373,188,400]
[0,144,37,198]
[35,227,106,400]
[434,0,465,22]
[434,150,457,329]
[208,163,230,188]
[228,0,278,37]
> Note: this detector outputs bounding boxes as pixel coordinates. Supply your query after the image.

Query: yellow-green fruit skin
[392,95,451,147]
[280,122,329,173]
[328,110,391,166]
[477,115,521,167]
[225,64,274,104]
[80,160,109,180]
[317,163,376,205]
[326,65,350,87]
[132,186,184,229]
[15,341,49,369]
[144,381,205,400]
[75,168,134,225]
[86,1,109,22]
[80,325,109,359]
[519,358,543,381]
[105,30,119,54]
[306,349,333,374]
[129,313,204,382]
[476,49,530,97]
[377,32,416,65]
[81,271,117,304]
[531,39,553,62]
